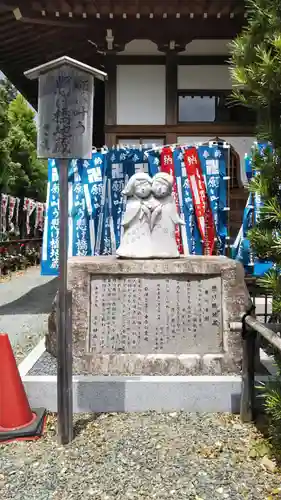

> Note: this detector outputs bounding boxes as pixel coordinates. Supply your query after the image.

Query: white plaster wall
[180,39,231,56]
[116,65,166,125]
[177,136,254,160]
[177,136,255,186]
[117,39,231,56]
[118,39,164,55]
[178,65,232,90]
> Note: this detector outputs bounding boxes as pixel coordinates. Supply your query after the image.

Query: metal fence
[239,313,281,422]
[245,276,272,323]
[230,275,281,424]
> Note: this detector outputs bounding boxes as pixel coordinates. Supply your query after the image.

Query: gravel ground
[1,270,280,499]
[1,412,281,500]
[28,350,57,374]
[0,267,57,363]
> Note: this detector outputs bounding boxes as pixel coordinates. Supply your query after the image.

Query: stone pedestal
[46,256,251,375]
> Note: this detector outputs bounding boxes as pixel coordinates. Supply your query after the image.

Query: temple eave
[0,0,245,103]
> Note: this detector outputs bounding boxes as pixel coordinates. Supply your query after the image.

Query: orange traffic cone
[0,333,46,443]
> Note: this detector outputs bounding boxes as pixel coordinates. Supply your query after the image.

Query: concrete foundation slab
[20,342,275,414]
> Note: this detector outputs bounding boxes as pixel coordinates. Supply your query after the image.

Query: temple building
[0,0,253,236]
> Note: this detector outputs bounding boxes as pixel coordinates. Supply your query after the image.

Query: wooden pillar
[104,54,117,147]
[165,51,178,144]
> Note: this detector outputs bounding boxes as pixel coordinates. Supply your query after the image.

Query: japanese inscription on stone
[90,275,222,354]
[37,65,94,159]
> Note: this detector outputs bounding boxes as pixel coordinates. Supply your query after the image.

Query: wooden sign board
[24,56,107,444]
[37,65,94,159]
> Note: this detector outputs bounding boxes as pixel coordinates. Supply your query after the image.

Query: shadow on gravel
[0,278,58,315]
[73,414,102,438]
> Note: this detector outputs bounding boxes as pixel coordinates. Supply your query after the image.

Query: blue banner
[232,193,254,273]
[42,145,230,276]
[68,159,91,259]
[98,148,126,255]
[197,144,228,255]
[174,147,202,254]
[82,152,105,255]
[41,159,60,276]
[232,142,273,276]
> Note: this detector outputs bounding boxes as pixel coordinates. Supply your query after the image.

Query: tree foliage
[0,80,11,193]
[229,0,281,317]
[7,94,47,200]
[230,0,281,450]
[230,0,281,145]
[0,77,47,201]
[1,77,17,104]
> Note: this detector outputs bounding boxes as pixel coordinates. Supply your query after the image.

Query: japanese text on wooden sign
[37,65,94,159]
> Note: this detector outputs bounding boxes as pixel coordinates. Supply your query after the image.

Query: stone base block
[47,256,252,375]
[71,353,239,375]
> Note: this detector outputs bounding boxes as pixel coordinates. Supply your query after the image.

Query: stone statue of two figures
[116,172,185,258]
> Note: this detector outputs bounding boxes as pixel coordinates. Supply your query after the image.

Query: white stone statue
[150,172,185,258]
[116,173,156,258]
[116,172,185,259]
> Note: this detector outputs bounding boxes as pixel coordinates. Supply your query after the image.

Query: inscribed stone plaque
[37,65,94,159]
[90,275,222,354]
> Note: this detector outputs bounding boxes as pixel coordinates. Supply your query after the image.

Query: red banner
[24,198,37,235]
[1,194,8,234]
[183,147,215,255]
[8,196,16,232]
[160,146,183,254]
[35,202,44,231]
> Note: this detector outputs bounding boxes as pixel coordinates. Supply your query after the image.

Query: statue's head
[123,173,152,199]
[152,172,173,198]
